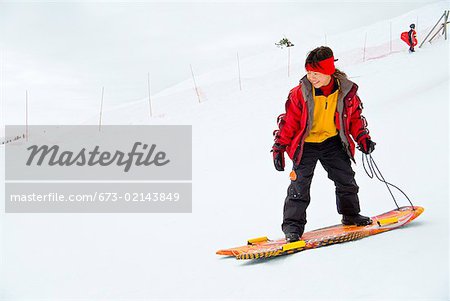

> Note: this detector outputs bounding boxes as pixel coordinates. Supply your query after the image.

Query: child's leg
[282,144,319,236]
[319,137,361,215]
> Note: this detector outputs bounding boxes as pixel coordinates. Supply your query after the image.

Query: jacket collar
[299,75,357,99]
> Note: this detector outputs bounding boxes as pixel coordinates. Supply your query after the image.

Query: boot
[285,232,301,243]
[342,214,373,226]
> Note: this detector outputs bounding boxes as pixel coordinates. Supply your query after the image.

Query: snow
[0,1,449,300]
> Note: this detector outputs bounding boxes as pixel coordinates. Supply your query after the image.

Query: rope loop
[361,153,415,210]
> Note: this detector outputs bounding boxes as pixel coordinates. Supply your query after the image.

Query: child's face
[307,71,331,88]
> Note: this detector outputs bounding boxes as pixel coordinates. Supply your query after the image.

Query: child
[401,24,418,53]
[408,24,417,52]
[272,46,375,242]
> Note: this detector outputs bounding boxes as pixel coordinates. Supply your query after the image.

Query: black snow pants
[282,135,361,235]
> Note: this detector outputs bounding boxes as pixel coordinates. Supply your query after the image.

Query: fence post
[419,11,446,48]
[237,52,242,91]
[287,47,291,77]
[147,72,153,117]
[99,87,104,131]
[363,32,367,62]
[390,22,392,53]
[25,90,28,141]
[190,64,201,103]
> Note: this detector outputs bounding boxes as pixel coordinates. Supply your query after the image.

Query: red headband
[305,56,336,75]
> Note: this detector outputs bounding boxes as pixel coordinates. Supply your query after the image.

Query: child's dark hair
[305,46,347,80]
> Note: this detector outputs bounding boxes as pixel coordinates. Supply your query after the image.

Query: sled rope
[361,153,415,210]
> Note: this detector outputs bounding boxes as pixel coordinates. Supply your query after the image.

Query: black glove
[271,143,286,171]
[358,137,376,154]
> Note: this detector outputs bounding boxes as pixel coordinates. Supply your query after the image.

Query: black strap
[361,153,415,210]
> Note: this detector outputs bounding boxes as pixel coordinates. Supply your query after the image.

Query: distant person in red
[401,24,418,53]
[272,46,375,243]
[408,24,417,52]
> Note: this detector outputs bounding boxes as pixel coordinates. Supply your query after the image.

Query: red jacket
[401,30,417,47]
[273,76,371,167]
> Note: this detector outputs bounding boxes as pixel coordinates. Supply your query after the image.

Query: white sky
[0,1,441,118]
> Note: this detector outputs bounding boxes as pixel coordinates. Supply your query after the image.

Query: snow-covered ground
[0,1,449,300]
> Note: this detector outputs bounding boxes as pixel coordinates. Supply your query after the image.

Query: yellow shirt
[304,87,339,143]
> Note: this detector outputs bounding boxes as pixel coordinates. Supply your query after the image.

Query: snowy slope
[1,1,449,300]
